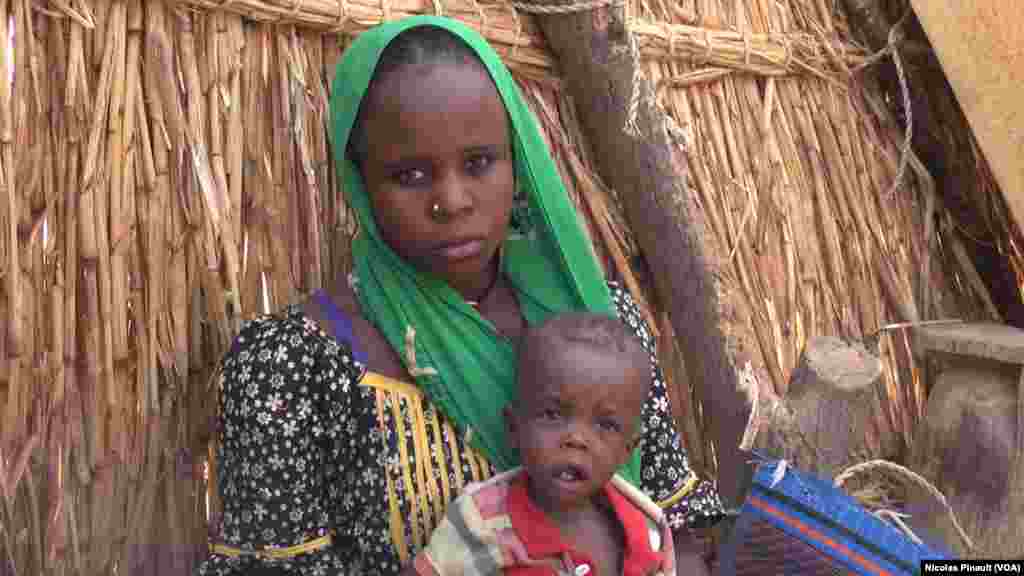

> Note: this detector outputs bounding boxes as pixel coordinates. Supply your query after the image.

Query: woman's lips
[436,239,484,261]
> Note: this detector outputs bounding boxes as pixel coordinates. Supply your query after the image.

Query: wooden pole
[907,0,1024,244]
[532,6,767,507]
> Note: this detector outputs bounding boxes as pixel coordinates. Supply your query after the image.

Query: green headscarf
[329,16,641,485]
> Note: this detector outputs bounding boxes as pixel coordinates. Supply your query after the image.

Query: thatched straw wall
[0,0,992,573]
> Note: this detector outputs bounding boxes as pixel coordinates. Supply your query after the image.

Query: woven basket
[716,461,950,576]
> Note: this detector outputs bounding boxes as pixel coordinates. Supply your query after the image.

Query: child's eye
[598,418,622,433]
[465,154,493,175]
[395,168,428,187]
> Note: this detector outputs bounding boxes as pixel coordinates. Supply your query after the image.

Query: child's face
[508,343,649,514]
[358,61,516,297]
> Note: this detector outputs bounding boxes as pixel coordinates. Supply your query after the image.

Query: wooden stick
[62,52,89,506]
[98,5,128,569]
[180,9,243,329]
[278,31,303,295]
[290,32,324,293]
[77,0,114,480]
[201,10,233,343]
[0,0,24,452]
[268,30,294,305]
[44,16,71,573]
[227,16,245,298]
[241,23,267,317]
[77,3,124,569]
[106,0,131,475]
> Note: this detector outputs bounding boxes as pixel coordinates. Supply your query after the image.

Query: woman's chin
[428,254,499,297]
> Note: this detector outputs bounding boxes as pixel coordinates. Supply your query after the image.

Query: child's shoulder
[608,474,677,574]
[608,473,665,522]
[453,467,524,512]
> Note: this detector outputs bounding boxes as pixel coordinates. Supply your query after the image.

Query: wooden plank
[915,322,1024,365]
[908,0,1024,238]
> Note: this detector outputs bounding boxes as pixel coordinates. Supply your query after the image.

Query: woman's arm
[209,310,364,555]
[609,284,726,530]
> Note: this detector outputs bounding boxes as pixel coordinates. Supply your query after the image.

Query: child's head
[348,26,516,297]
[506,312,651,513]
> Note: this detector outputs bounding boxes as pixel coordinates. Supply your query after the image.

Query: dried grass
[0,0,995,572]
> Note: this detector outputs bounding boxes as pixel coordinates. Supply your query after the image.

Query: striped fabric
[411,469,676,576]
[717,461,949,576]
[362,372,497,562]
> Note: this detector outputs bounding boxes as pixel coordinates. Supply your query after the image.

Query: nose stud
[431,202,444,221]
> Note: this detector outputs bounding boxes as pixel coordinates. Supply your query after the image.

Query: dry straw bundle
[0,0,992,573]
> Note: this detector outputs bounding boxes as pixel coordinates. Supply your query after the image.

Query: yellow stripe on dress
[387,387,425,550]
[464,440,483,484]
[476,451,493,480]
[411,396,445,526]
[211,534,333,560]
[372,386,410,563]
[407,391,440,531]
[443,419,467,491]
[428,406,453,510]
[657,472,700,509]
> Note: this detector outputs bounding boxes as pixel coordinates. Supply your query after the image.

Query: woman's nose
[432,171,474,219]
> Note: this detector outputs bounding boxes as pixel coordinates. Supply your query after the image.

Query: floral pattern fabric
[195,283,724,576]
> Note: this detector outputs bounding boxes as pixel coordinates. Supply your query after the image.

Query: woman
[197,16,723,576]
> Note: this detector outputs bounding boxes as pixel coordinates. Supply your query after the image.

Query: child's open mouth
[552,463,590,485]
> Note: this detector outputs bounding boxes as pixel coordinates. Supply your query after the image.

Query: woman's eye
[598,418,622,433]
[465,154,493,175]
[395,168,427,187]
[541,408,562,421]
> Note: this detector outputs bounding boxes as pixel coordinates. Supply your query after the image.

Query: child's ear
[504,406,518,450]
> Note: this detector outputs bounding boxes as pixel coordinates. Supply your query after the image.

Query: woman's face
[358,61,515,300]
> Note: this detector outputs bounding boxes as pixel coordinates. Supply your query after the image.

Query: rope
[742,29,751,66]
[782,36,793,69]
[737,360,762,452]
[855,15,912,200]
[469,0,489,40]
[834,459,976,552]
[333,0,349,30]
[624,33,643,138]
[873,509,925,546]
[885,43,911,199]
[507,0,643,139]
[509,0,622,14]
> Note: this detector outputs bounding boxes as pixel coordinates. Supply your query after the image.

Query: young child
[405,312,676,576]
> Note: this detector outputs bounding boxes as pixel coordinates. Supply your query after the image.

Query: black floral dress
[195,283,724,575]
